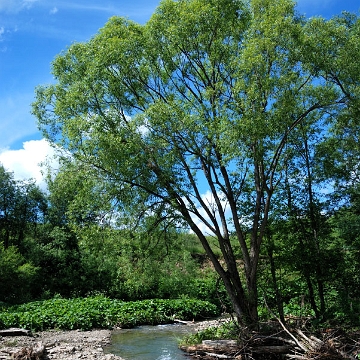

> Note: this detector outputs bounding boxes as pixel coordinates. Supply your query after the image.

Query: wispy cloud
[49,6,58,15]
[45,1,159,21]
[296,0,336,15]
[47,1,120,14]
[0,0,40,13]
[0,27,7,51]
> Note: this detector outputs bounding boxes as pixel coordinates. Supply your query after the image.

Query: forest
[1,0,360,346]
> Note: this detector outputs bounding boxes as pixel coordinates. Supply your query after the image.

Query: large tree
[32,0,359,325]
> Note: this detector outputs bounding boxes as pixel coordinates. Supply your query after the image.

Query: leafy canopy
[32,0,360,323]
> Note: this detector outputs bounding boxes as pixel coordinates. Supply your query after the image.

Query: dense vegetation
[1,0,360,331]
[1,145,359,328]
[0,296,218,331]
[0,164,229,309]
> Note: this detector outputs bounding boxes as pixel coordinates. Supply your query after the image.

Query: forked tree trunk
[188,216,258,325]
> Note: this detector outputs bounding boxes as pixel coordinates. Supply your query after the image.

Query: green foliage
[31,0,360,325]
[183,276,231,313]
[27,225,82,298]
[0,296,219,331]
[0,0,356,329]
[180,320,239,346]
[322,204,360,324]
[0,242,39,304]
[0,165,47,250]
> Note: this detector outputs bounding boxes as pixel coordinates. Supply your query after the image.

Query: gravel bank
[0,329,124,360]
[0,317,231,359]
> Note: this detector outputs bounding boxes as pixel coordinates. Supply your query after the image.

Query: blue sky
[0,0,359,185]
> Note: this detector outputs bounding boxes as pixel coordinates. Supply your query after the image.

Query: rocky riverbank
[0,318,232,360]
[0,328,125,360]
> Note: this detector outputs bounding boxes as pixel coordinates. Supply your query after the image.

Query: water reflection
[105,324,195,360]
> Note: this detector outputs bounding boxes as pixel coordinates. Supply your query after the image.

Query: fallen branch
[272,317,308,352]
[173,318,193,325]
[250,345,293,354]
[295,329,322,351]
[0,328,32,337]
[251,334,297,346]
[203,352,234,359]
[287,354,309,360]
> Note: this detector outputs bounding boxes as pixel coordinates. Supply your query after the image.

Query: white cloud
[0,139,58,189]
[187,190,231,235]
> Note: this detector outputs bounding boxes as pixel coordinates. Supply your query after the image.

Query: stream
[104,323,195,360]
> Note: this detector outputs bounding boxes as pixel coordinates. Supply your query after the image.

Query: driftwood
[173,318,194,325]
[180,340,241,358]
[181,339,238,351]
[180,320,359,360]
[202,340,238,349]
[0,329,32,337]
[202,352,236,359]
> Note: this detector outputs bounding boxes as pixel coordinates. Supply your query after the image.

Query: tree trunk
[304,133,326,317]
[268,243,285,322]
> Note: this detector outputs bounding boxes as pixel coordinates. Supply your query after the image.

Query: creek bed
[104,324,196,360]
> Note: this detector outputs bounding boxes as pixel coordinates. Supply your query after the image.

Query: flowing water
[104,324,195,360]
